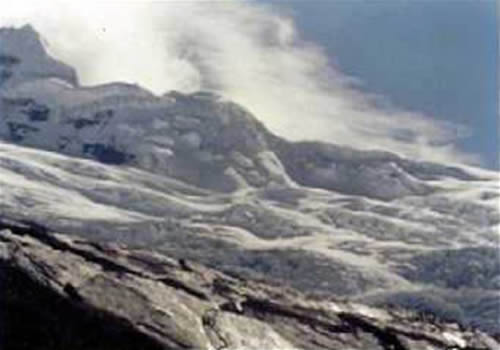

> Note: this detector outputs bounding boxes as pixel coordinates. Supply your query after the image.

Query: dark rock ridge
[1,219,498,350]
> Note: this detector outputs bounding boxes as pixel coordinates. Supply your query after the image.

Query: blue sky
[269,0,498,169]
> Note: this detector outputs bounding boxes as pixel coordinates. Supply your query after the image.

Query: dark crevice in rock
[134,322,193,350]
[63,283,84,302]
[338,313,407,350]
[0,55,21,65]
[238,297,352,334]
[82,143,132,165]
[157,276,209,301]
[201,308,230,350]
[6,122,39,142]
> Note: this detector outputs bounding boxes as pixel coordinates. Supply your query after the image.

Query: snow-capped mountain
[1,25,499,335]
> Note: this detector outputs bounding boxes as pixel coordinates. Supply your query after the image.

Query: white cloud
[0,0,480,165]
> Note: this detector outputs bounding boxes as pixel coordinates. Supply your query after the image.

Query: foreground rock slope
[1,219,498,350]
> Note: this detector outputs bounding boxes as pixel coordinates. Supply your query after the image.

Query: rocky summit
[0,25,499,348]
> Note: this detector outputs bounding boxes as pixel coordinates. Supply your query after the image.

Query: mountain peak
[0,24,78,88]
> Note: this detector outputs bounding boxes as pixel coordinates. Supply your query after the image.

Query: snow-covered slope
[0,25,77,88]
[0,25,499,335]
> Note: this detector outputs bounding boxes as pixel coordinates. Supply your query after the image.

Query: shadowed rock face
[1,263,166,350]
[0,219,498,350]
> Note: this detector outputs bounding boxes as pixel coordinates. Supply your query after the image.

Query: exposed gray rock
[1,219,498,350]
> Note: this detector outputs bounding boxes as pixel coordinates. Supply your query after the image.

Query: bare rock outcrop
[1,218,497,350]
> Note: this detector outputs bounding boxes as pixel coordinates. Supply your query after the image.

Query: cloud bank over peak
[0,0,479,165]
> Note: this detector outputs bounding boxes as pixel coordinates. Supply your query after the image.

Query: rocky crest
[1,218,498,350]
